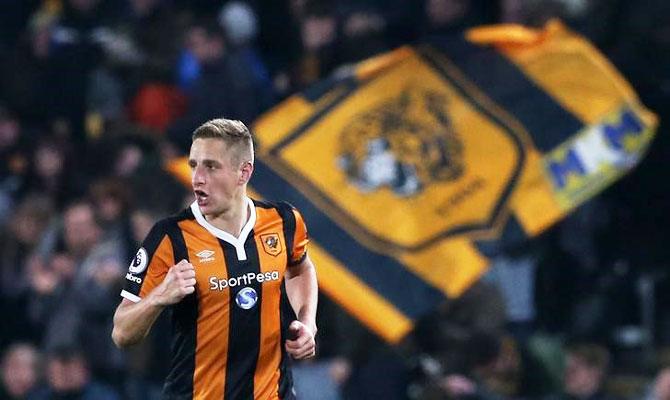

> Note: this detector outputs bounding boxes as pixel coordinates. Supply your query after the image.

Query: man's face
[63,203,100,257]
[186,27,223,64]
[564,355,602,398]
[47,358,88,392]
[189,138,244,217]
[1,347,38,397]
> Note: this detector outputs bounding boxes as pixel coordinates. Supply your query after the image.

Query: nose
[192,165,205,187]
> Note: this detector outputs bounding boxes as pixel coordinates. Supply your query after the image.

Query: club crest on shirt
[261,233,282,257]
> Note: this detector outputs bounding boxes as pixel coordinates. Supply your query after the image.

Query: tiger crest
[337,87,463,197]
[261,233,282,257]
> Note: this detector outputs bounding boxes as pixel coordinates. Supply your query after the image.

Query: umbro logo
[196,249,215,263]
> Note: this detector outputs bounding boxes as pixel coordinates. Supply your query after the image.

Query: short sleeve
[121,221,174,302]
[289,207,309,266]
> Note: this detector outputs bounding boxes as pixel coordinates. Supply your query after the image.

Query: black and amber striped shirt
[121,198,309,400]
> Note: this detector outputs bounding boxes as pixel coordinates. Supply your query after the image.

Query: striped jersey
[121,197,309,399]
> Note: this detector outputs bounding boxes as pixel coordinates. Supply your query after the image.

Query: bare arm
[284,254,318,359]
[111,260,196,348]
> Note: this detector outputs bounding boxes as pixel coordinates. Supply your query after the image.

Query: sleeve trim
[121,290,142,303]
[289,252,307,267]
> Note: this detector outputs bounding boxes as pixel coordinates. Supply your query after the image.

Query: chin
[200,203,224,217]
[199,204,214,215]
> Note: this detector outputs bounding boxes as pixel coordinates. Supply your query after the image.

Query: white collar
[190,197,256,261]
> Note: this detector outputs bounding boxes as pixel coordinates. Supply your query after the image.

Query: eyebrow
[189,158,223,167]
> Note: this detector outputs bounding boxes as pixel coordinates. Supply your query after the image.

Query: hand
[92,259,123,287]
[285,320,317,360]
[152,260,196,306]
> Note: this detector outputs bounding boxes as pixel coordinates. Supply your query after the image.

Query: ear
[239,162,254,185]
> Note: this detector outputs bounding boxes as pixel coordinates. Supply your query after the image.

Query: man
[167,21,272,152]
[545,342,616,400]
[29,345,120,400]
[0,343,40,400]
[112,118,318,399]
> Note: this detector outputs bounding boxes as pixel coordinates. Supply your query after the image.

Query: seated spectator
[545,342,617,400]
[0,194,54,347]
[28,346,119,400]
[0,343,41,400]
[28,199,126,385]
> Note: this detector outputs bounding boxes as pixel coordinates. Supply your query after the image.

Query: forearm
[285,257,318,333]
[113,260,196,347]
[111,292,165,348]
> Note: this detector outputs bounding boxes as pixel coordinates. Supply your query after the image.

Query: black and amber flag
[168,21,657,344]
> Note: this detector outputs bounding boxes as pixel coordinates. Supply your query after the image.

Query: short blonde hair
[192,118,254,164]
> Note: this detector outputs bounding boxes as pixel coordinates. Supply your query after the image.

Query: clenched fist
[153,260,196,306]
[285,320,317,360]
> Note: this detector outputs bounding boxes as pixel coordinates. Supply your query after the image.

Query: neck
[204,195,249,237]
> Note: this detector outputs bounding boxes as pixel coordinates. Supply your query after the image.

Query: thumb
[288,321,303,339]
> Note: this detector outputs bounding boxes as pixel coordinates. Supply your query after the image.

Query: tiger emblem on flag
[337,88,464,197]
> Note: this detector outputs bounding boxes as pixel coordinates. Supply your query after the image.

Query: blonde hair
[192,118,254,164]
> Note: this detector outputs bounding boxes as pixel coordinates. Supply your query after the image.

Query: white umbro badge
[129,248,148,274]
[196,249,215,263]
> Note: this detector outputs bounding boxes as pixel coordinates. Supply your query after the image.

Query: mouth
[194,189,209,205]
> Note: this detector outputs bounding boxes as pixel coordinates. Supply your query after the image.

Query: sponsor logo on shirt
[209,271,280,291]
[235,287,258,309]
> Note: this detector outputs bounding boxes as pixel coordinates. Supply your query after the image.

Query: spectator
[0,106,27,224]
[0,343,41,400]
[28,199,127,384]
[337,1,391,65]
[255,0,303,96]
[419,0,495,38]
[47,0,119,143]
[295,2,339,88]
[89,178,135,261]
[483,243,541,344]
[167,18,272,151]
[218,1,275,108]
[27,200,100,346]
[110,0,183,84]
[28,346,120,400]
[0,11,59,124]
[545,343,617,400]
[20,135,84,209]
[0,194,54,347]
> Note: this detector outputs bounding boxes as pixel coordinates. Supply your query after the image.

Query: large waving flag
[168,20,657,344]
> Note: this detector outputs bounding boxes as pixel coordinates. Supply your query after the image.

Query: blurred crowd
[0,0,669,399]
